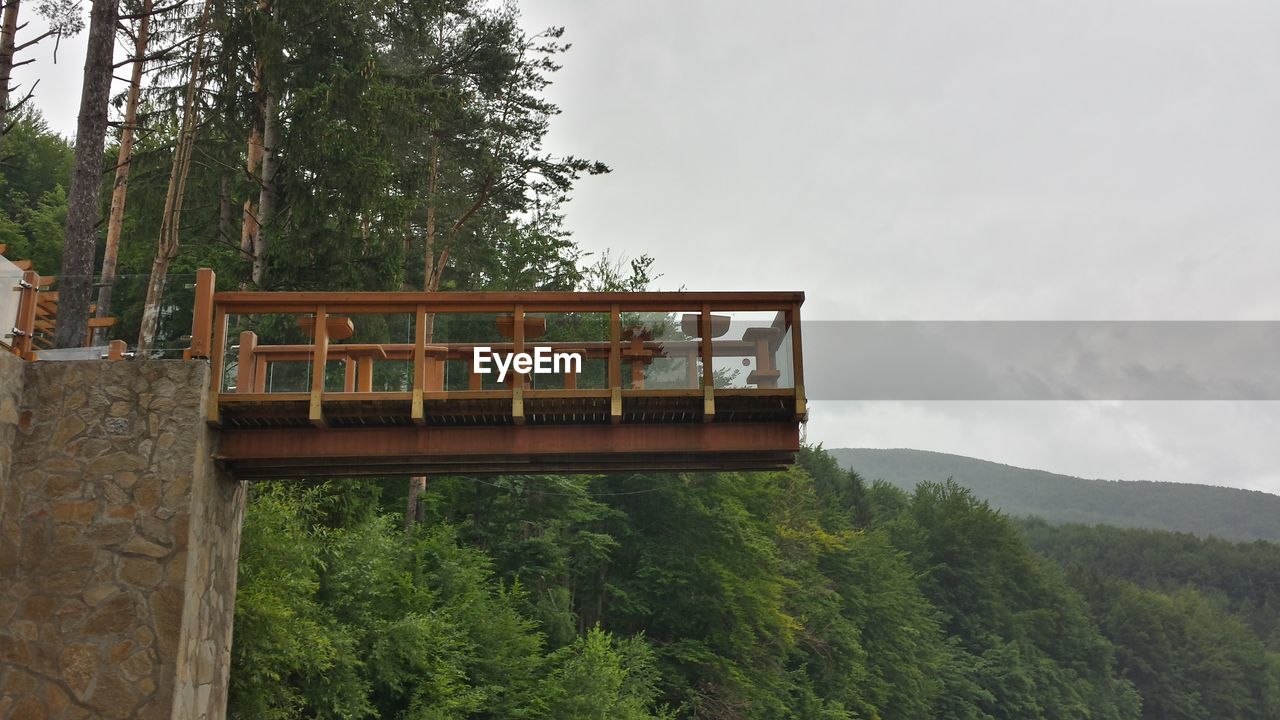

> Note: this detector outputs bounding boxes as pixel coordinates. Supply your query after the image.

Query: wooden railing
[186,268,806,428]
[2,246,118,357]
[2,263,41,359]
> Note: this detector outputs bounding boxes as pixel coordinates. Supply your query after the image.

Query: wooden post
[561,348,583,390]
[700,303,715,422]
[609,304,621,424]
[412,304,426,423]
[235,331,257,393]
[308,306,328,427]
[207,307,228,424]
[106,339,127,361]
[789,303,806,421]
[743,328,781,388]
[356,355,374,392]
[343,357,356,392]
[254,355,267,392]
[13,270,40,359]
[512,304,525,424]
[186,267,215,359]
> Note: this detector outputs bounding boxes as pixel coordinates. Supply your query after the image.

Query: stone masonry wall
[0,359,245,720]
[0,352,23,512]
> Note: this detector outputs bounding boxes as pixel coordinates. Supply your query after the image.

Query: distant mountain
[828,448,1280,543]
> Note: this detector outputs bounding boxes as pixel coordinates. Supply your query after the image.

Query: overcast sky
[14,1,1280,491]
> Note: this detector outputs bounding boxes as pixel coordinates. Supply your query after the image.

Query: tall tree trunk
[422,142,439,291]
[239,118,261,280]
[93,0,152,345]
[54,0,118,349]
[409,142,450,530]
[137,2,208,351]
[240,123,262,255]
[0,0,21,151]
[406,144,440,533]
[250,86,278,286]
[240,0,271,286]
[218,171,231,241]
[404,477,427,531]
[239,68,263,282]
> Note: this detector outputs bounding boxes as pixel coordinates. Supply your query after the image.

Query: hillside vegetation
[223,449,1280,718]
[829,448,1280,542]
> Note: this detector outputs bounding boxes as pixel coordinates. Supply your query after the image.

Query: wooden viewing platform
[6,265,806,478]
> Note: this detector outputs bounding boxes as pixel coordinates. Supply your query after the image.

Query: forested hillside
[220,450,1280,718]
[831,448,1280,542]
[1024,520,1280,719]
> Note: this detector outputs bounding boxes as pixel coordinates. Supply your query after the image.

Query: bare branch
[112,32,196,67]
[12,29,55,52]
[5,79,39,114]
[118,0,187,21]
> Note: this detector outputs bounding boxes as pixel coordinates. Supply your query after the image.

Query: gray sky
[13,1,1280,490]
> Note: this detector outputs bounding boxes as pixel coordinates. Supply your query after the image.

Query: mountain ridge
[827,447,1280,543]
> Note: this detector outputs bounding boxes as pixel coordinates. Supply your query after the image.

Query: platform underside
[213,388,802,477]
[216,421,801,478]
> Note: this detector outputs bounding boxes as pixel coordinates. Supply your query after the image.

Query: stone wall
[0,352,22,509]
[0,359,245,720]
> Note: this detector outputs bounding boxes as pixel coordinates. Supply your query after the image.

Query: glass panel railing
[198,293,803,404]
[432,312,506,391]
[331,312,416,392]
[87,272,197,358]
[533,311,610,390]
[708,310,794,389]
[622,310,700,390]
[222,312,313,393]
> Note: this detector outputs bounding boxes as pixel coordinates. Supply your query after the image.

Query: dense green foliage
[232,482,672,720]
[1023,520,1280,719]
[833,448,1280,542]
[227,450,1179,719]
[225,451,1280,718]
[0,110,75,275]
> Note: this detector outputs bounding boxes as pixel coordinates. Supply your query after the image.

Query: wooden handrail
[209,289,804,314]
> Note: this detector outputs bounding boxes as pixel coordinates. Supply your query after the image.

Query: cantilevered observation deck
[194,271,808,477]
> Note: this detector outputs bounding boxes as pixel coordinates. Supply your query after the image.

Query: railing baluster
[700,303,715,422]
[609,303,621,424]
[512,304,525,424]
[309,305,328,427]
[236,331,257,394]
[412,303,426,423]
